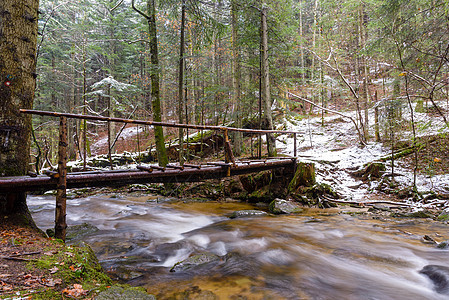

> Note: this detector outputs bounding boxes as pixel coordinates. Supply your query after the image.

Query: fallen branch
[322,195,411,207]
[284,90,366,146]
[0,256,36,262]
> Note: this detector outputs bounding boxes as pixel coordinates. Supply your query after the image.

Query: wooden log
[20,109,301,135]
[222,128,235,177]
[0,159,296,192]
[137,165,153,173]
[294,133,297,157]
[183,163,201,169]
[237,161,252,165]
[44,170,59,179]
[166,164,184,170]
[55,116,68,242]
[206,162,231,167]
[150,165,166,171]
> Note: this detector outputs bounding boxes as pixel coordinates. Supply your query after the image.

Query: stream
[28,193,449,299]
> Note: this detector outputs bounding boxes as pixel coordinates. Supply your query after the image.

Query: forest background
[33,0,449,186]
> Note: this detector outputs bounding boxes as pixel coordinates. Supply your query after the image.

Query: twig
[322,196,411,207]
[0,256,36,262]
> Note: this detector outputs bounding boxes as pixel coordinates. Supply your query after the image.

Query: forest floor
[2,105,449,299]
[0,215,116,300]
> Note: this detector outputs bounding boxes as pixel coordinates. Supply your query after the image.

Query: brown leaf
[63,284,87,298]
[45,278,62,287]
[49,266,59,274]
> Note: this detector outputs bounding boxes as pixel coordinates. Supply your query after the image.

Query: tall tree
[132,0,168,167]
[0,0,39,221]
[261,6,276,156]
[231,0,243,155]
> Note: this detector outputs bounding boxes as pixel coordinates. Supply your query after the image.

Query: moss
[31,242,112,292]
[288,162,316,193]
[437,214,449,221]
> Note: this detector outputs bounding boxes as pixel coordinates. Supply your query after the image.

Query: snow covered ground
[277,105,449,207]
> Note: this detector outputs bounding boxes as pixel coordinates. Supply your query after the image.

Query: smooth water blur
[29,194,449,299]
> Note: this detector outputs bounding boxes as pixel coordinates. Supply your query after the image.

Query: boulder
[95,286,156,300]
[229,210,268,219]
[269,198,303,214]
[66,223,99,241]
[170,252,220,272]
[420,265,449,295]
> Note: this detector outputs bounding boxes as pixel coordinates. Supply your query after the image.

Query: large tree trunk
[231,0,243,156]
[0,0,39,222]
[177,0,186,165]
[147,0,168,167]
[261,7,276,157]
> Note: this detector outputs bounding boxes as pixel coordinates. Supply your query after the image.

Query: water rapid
[28,194,449,299]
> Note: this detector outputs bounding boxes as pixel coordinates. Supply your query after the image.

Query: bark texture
[147,0,168,167]
[261,7,276,157]
[0,0,39,216]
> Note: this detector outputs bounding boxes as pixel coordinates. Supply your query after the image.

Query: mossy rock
[66,223,99,241]
[438,209,449,221]
[269,198,304,214]
[170,253,220,272]
[247,185,273,203]
[95,286,156,300]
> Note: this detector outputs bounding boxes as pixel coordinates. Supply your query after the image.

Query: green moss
[437,214,449,221]
[288,162,316,193]
[31,242,112,292]
[30,289,62,300]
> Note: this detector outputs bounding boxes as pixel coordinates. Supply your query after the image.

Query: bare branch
[110,0,124,12]
[132,0,150,20]
[128,39,150,44]
[284,89,366,145]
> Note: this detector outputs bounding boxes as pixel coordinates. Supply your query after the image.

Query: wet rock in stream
[229,209,268,219]
[269,198,303,214]
[170,252,220,272]
[420,265,449,295]
[66,222,99,240]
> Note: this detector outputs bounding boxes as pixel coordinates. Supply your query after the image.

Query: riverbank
[0,213,155,299]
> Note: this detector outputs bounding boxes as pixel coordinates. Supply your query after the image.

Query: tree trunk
[177,0,186,165]
[0,0,39,223]
[261,7,276,157]
[147,0,168,167]
[231,0,243,156]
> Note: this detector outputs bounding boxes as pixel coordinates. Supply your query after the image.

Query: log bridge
[0,110,300,241]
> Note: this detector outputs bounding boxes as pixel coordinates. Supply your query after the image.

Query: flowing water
[28,194,449,299]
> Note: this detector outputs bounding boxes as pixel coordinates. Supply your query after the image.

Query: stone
[229,210,268,219]
[95,286,156,300]
[420,265,449,295]
[438,208,449,221]
[170,252,220,272]
[66,223,99,241]
[437,241,449,249]
[269,198,303,214]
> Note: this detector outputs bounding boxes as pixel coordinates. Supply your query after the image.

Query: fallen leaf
[63,284,87,298]
[49,266,59,274]
[45,278,62,287]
